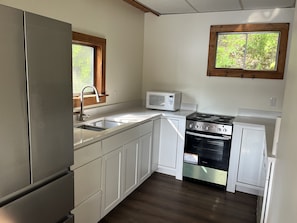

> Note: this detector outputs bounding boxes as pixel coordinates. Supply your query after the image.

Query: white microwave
[146,91,182,111]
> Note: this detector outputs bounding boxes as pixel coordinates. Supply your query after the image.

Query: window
[207,23,289,79]
[72,32,106,107]
[72,44,95,94]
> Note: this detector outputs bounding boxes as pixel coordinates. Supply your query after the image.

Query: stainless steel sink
[76,124,106,132]
[76,120,123,132]
[90,120,123,129]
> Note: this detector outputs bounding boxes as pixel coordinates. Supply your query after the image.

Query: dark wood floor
[100,173,257,223]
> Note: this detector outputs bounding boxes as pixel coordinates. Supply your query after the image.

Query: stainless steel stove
[186,112,234,135]
[183,112,235,187]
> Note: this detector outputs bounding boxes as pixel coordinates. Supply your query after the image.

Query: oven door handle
[186,131,231,140]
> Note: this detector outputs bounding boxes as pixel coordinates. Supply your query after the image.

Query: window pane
[215,33,246,69]
[245,32,279,71]
[215,32,279,71]
[72,44,94,94]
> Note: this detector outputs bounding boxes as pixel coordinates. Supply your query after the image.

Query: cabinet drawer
[139,121,153,136]
[72,191,101,223]
[102,127,139,154]
[72,141,102,170]
[102,122,153,155]
[74,158,101,207]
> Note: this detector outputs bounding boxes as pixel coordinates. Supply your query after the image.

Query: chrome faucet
[78,85,100,121]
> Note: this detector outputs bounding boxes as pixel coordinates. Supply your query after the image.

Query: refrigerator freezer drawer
[0,172,74,223]
[63,215,74,223]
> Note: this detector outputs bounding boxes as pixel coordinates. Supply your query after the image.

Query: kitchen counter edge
[73,108,194,150]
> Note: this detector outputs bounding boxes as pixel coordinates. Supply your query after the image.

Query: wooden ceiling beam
[123,0,160,16]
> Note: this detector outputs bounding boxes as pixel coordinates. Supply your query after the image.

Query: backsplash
[73,100,142,124]
[237,108,282,118]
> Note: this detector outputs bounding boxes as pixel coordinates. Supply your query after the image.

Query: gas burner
[199,114,212,118]
[187,112,235,125]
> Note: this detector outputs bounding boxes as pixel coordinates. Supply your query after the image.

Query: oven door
[184,131,231,170]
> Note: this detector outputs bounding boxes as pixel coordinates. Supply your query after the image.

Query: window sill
[207,69,284,79]
[73,94,108,108]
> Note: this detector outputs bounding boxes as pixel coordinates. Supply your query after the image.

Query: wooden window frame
[72,31,107,107]
[207,23,289,79]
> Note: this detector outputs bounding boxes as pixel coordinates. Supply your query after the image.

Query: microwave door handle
[186,131,231,140]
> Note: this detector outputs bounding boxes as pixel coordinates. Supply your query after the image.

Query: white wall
[267,6,297,223]
[143,9,294,115]
[0,0,144,106]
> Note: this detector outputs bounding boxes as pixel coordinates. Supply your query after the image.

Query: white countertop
[234,116,276,158]
[73,107,194,150]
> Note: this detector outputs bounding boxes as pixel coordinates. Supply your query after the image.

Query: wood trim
[72,32,106,46]
[208,23,289,33]
[207,23,289,79]
[72,32,107,107]
[123,0,160,16]
[73,95,107,108]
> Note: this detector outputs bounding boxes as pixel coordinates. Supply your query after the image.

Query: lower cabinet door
[139,133,152,184]
[158,118,179,175]
[101,148,122,217]
[152,119,161,172]
[71,192,101,223]
[237,128,265,187]
[122,140,139,199]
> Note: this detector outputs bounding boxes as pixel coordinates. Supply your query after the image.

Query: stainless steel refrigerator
[0,4,74,223]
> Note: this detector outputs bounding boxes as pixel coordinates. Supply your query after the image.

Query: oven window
[184,133,231,170]
[202,140,224,161]
[186,137,225,161]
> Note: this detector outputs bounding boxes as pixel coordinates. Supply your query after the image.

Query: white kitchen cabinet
[101,148,122,216]
[158,117,186,180]
[138,133,152,184]
[101,121,153,217]
[101,126,139,217]
[73,158,102,207]
[151,118,161,172]
[122,139,139,199]
[237,128,265,186]
[227,124,266,195]
[259,157,276,223]
[71,191,101,223]
[71,141,102,170]
[71,141,102,223]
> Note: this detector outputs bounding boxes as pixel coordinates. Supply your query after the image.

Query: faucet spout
[78,85,100,121]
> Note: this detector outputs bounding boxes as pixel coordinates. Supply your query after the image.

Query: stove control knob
[188,122,194,129]
[205,126,209,131]
[223,128,227,132]
[218,128,221,132]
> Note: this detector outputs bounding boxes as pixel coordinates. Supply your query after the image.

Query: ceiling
[123,0,296,15]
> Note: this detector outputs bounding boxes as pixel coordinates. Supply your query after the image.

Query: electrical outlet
[270,97,277,107]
